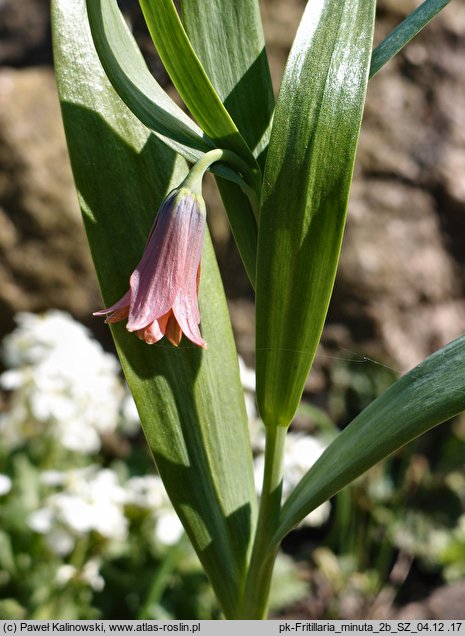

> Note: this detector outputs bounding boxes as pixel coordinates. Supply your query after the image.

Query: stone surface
[0,1,465,371]
[0,0,52,67]
[0,67,98,336]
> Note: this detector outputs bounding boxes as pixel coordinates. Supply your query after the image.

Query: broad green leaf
[86,0,212,162]
[52,0,257,617]
[179,0,271,286]
[275,335,465,543]
[370,0,452,78]
[255,0,376,428]
[138,0,259,172]
[87,0,258,287]
[181,0,274,168]
[215,179,258,288]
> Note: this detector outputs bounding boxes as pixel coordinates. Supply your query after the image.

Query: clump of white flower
[0,474,12,496]
[240,357,331,528]
[54,559,105,592]
[124,475,184,545]
[0,311,127,453]
[28,466,185,558]
[28,466,128,555]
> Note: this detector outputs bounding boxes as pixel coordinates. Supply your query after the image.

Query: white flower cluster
[28,466,184,555]
[0,311,129,453]
[239,356,331,528]
[55,559,105,592]
[0,473,12,496]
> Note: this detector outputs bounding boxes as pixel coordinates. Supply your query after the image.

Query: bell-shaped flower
[94,186,207,348]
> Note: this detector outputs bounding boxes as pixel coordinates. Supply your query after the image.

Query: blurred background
[0,0,464,621]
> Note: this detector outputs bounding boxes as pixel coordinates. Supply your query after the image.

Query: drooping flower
[94,186,207,348]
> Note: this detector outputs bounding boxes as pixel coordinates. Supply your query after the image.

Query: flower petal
[164,312,183,347]
[137,319,164,345]
[127,192,200,330]
[93,290,131,323]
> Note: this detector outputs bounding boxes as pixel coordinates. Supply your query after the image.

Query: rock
[427,580,465,619]
[396,580,465,620]
[0,0,52,67]
[333,179,465,370]
[0,67,98,337]
[329,3,465,370]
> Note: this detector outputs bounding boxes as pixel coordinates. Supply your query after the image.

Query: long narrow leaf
[181,0,274,168]
[255,0,376,428]
[86,0,212,162]
[275,335,465,543]
[370,0,452,78]
[138,0,258,171]
[87,0,258,287]
[52,0,257,617]
[179,0,270,286]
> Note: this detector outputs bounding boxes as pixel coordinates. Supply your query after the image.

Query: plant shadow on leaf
[223,47,274,169]
[59,102,254,617]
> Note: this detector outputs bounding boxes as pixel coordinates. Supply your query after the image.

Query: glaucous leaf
[370,0,452,78]
[138,0,258,172]
[276,335,465,542]
[52,0,257,617]
[255,0,376,428]
[181,0,274,168]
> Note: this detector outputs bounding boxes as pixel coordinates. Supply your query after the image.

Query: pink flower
[94,187,207,348]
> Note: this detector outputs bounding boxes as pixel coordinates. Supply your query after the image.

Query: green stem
[237,425,287,619]
[182,149,260,216]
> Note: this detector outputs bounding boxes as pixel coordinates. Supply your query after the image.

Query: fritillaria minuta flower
[94,186,207,348]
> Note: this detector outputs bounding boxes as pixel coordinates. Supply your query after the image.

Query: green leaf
[138,0,258,172]
[52,0,256,618]
[86,0,213,162]
[87,0,258,287]
[275,335,465,543]
[179,0,273,286]
[181,0,274,168]
[255,0,376,428]
[370,0,452,78]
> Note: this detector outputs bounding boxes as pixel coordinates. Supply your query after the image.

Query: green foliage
[180,0,274,168]
[277,335,465,543]
[255,0,376,428]
[0,313,308,620]
[52,0,256,618]
[50,0,462,620]
[370,0,453,78]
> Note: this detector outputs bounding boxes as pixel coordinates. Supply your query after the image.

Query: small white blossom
[0,474,12,496]
[81,559,105,591]
[124,475,166,509]
[28,467,128,554]
[54,560,105,592]
[0,311,126,453]
[124,475,184,545]
[119,393,141,436]
[54,564,77,587]
[46,528,75,556]
[28,508,54,533]
[155,512,184,546]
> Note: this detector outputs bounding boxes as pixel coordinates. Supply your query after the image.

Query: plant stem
[237,425,287,619]
[182,149,260,216]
